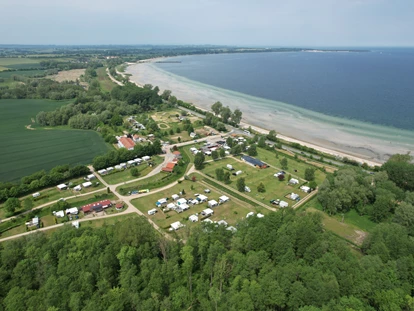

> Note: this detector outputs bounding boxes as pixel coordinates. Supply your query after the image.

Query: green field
[0,58,42,70]
[0,70,46,79]
[202,157,311,208]
[0,99,111,182]
[131,179,268,232]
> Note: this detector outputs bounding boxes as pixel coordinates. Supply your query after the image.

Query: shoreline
[125,58,414,166]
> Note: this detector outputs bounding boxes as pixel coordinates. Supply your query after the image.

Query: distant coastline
[126,56,414,165]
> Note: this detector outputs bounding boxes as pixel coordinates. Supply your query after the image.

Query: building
[300,186,311,193]
[162,162,176,173]
[57,184,67,190]
[172,194,180,200]
[115,203,124,210]
[32,192,40,198]
[241,155,267,168]
[189,214,199,222]
[279,201,289,208]
[82,181,92,188]
[208,200,218,208]
[54,210,65,218]
[177,198,187,205]
[142,156,151,161]
[106,167,114,173]
[86,174,96,180]
[26,217,39,227]
[290,193,300,201]
[246,212,255,218]
[197,194,208,202]
[156,198,168,207]
[66,207,79,215]
[289,178,299,185]
[98,169,108,175]
[219,196,230,203]
[173,150,182,159]
[217,220,228,227]
[226,226,237,232]
[201,208,214,217]
[82,200,112,213]
[73,185,82,191]
[170,221,184,231]
[148,208,158,215]
[118,137,135,150]
[203,218,213,224]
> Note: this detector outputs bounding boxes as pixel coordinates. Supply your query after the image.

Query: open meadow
[0,99,111,182]
[131,179,268,233]
[202,156,314,208]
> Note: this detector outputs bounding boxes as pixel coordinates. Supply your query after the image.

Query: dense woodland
[1,212,413,311]
[318,155,414,229]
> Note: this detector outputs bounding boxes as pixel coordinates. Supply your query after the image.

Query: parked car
[270,199,280,205]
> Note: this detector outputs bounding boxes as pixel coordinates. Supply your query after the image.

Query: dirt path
[25,125,35,130]
[106,68,124,86]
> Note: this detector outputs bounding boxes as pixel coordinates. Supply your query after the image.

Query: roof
[173,150,181,155]
[115,203,124,209]
[219,195,229,202]
[189,215,199,221]
[119,137,135,149]
[203,208,214,214]
[82,200,112,212]
[208,200,218,205]
[241,155,266,167]
[162,162,176,172]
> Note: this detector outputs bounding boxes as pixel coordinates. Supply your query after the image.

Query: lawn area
[202,157,310,208]
[256,148,327,185]
[80,213,138,229]
[0,99,112,182]
[102,156,163,185]
[131,179,268,232]
[96,67,117,92]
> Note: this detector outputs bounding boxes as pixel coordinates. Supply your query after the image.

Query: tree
[216,168,225,181]
[211,101,223,116]
[309,181,317,190]
[211,150,219,161]
[258,136,266,148]
[161,90,172,100]
[194,153,205,170]
[257,182,266,193]
[231,109,243,125]
[393,202,414,236]
[278,174,285,181]
[221,106,232,123]
[305,168,315,181]
[371,195,394,222]
[280,158,288,170]
[223,172,231,184]
[237,178,246,192]
[130,167,140,177]
[226,137,234,148]
[248,144,258,156]
[267,130,277,141]
[231,144,242,155]
[4,197,20,215]
[219,148,225,158]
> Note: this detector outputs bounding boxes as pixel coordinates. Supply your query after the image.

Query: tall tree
[211,102,223,116]
[194,153,205,170]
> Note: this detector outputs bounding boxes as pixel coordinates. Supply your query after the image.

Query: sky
[1,0,413,46]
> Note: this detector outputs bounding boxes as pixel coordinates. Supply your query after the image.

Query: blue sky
[1,0,413,46]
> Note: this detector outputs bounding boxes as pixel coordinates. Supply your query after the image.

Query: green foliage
[280,157,288,170]
[223,172,231,184]
[211,150,219,161]
[266,130,277,142]
[258,136,267,148]
[215,168,225,181]
[130,167,140,177]
[194,153,205,170]
[237,177,246,192]
[305,168,316,181]
[4,197,21,215]
[382,154,414,191]
[257,182,266,193]
[247,144,258,156]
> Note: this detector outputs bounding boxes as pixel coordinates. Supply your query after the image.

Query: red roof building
[162,162,176,173]
[82,200,112,213]
[118,137,135,150]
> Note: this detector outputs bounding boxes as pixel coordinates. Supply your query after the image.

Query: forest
[0,210,413,311]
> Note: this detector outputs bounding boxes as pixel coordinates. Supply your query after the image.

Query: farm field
[131,180,268,233]
[0,58,42,70]
[101,156,163,185]
[0,99,111,182]
[256,148,327,185]
[202,156,314,208]
[96,67,116,92]
[0,69,46,78]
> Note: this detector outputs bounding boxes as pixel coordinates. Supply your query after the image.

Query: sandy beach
[126,60,414,166]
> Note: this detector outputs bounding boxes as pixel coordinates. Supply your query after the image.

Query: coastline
[126,58,414,166]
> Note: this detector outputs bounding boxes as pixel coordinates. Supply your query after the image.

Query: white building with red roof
[118,137,135,150]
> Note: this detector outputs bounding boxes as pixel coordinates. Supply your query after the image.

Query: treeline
[0,165,90,203]
[0,78,84,100]
[1,211,414,310]
[35,84,166,130]
[318,154,414,226]
[92,140,162,170]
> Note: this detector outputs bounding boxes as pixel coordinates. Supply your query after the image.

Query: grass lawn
[131,179,268,232]
[0,99,112,182]
[202,157,309,208]
[256,148,327,185]
[102,156,163,185]
[0,58,41,69]
[0,69,46,79]
[0,224,27,238]
[80,213,138,228]
[96,67,116,92]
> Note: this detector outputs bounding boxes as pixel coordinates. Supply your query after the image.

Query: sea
[126,48,414,161]
[155,49,414,131]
